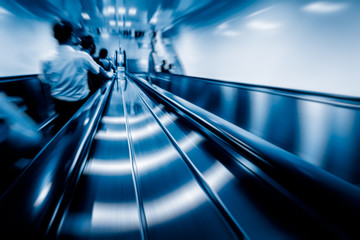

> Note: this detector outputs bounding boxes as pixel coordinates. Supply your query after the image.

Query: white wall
[172,1,360,97]
[0,9,56,77]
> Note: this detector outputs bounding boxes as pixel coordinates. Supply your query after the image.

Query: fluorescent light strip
[129,8,137,16]
[118,7,126,15]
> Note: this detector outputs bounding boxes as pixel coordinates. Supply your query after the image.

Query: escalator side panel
[131,80,336,239]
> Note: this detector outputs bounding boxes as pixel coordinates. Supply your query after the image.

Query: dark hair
[80,35,94,50]
[53,20,73,44]
[80,35,96,55]
[99,48,108,58]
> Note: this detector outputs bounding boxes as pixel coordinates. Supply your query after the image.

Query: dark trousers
[52,97,88,133]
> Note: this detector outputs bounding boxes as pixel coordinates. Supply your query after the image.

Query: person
[161,60,172,73]
[98,48,116,72]
[0,92,43,162]
[161,60,167,73]
[80,35,108,94]
[41,20,113,132]
[80,35,96,57]
[167,64,173,74]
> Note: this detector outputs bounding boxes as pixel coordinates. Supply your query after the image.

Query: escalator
[50,72,337,239]
[0,70,359,239]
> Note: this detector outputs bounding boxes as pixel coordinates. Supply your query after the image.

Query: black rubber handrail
[0,74,39,83]
[129,73,360,239]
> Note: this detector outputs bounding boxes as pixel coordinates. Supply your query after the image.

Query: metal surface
[1,71,359,239]
[148,73,360,186]
[56,74,240,239]
[53,73,342,239]
[131,73,360,238]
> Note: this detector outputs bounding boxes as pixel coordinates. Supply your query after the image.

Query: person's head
[168,64,173,69]
[80,35,95,55]
[99,48,108,59]
[162,60,166,65]
[53,20,73,44]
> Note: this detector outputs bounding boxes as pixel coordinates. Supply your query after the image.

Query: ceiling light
[109,20,116,26]
[150,17,158,24]
[117,21,124,27]
[103,6,115,16]
[129,8,137,16]
[302,2,348,13]
[118,7,126,15]
[247,20,281,30]
[81,12,90,20]
[125,21,132,27]
[101,32,110,39]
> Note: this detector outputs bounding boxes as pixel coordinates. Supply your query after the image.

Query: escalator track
[53,74,337,239]
[0,71,357,239]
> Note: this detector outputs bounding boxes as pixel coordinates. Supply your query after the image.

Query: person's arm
[0,93,43,159]
[99,66,114,78]
[83,53,113,78]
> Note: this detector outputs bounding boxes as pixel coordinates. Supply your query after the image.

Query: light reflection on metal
[90,162,234,231]
[95,129,127,140]
[83,117,90,126]
[297,101,329,167]
[85,131,204,176]
[95,113,177,141]
[101,104,164,125]
[33,181,52,207]
[91,202,141,232]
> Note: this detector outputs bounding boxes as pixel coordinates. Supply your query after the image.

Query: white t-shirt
[42,45,100,101]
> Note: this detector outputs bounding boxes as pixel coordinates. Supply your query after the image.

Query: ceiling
[0,0,249,36]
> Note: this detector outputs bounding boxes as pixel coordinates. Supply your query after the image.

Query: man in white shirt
[42,20,113,132]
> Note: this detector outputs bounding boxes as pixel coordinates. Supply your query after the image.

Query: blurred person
[160,59,167,72]
[0,92,43,162]
[80,35,109,94]
[162,62,173,74]
[98,48,116,72]
[167,64,173,73]
[80,35,96,57]
[41,20,113,132]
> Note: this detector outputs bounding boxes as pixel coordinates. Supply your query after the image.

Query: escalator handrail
[0,74,39,83]
[151,73,360,108]
[0,75,116,238]
[129,73,360,237]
